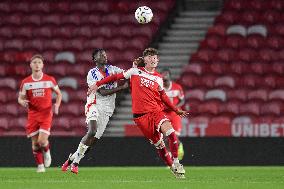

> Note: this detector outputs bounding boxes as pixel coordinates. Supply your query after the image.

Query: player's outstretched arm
[88,73,125,95]
[97,82,129,96]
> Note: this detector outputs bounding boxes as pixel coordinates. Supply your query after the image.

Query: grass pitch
[0,167,283,189]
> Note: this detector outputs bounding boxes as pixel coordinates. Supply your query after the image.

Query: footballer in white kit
[61,49,127,174]
[85,64,124,138]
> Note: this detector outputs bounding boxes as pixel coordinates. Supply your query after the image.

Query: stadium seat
[240,11,260,26]
[214,76,235,88]
[246,35,265,49]
[182,63,202,75]
[185,89,205,101]
[247,89,268,102]
[54,51,75,64]
[198,100,220,115]
[227,89,247,101]
[205,89,226,101]
[58,77,78,90]
[190,116,209,124]
[266,36,284,50]
[232,115,253,125]
[260,102,282,116]
[247,25,267,37]
[0,78,17,90]
[268,90,284,101]
[219,100,240,116]
[225,35,246,49]
[207,24,227,36]
[216,48,236,62]
[239,102,260,116]
[226,25,246,36]
[0,117,9,131]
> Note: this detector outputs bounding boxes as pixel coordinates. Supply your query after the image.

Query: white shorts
[85,105,110,139]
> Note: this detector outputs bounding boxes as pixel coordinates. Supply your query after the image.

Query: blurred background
[0,0,284,167]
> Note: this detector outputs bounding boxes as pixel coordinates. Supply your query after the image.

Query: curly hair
[143,47,158,57]
[92,48,105,62]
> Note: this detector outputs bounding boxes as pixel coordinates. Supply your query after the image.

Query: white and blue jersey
[86,65,124,117]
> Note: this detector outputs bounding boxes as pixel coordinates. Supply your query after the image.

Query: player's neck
[97,64,106,72]
[164,81,171,89]
[32,71,43,81]
[144,66,155,73]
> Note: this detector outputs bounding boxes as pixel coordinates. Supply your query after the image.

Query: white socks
[173,157,179,164]
[70,143,89,164]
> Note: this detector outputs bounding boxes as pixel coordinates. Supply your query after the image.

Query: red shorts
[26,109,53,138]
[164,111,182,135]
[133,111,169,145]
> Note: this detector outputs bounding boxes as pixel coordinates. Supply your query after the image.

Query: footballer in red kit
[18,54,62,173]
[161,68,185,160]
[88,48,188,179]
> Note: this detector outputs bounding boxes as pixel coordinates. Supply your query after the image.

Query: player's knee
[87,120,98,137]
[32,143,39,151]
[37,140,47,148]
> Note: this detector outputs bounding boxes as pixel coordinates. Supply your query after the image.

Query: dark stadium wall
[0,137,284,167]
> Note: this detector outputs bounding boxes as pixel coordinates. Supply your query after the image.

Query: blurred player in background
[161,68,185,161]
[61,49,128,174]
[18,54,62,173]
[88,48,188,179]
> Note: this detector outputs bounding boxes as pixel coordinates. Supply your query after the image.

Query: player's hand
[132,57,144,68]
[19,99,29,108]
[53,104,60,115]
[176,110,189,118]
[87,84,98,96]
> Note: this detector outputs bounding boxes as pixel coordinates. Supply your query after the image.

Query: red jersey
[164,81,184,110]
[123,67,164,114]
[20,73,58,114]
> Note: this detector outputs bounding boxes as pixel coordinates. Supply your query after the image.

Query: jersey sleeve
[50,76,59,90]
[158,78,164,91]
[19,80,26,95]
[112,66,124,74]
[87,69,107,89]
[87,70,98,87]
[123,68,137,79]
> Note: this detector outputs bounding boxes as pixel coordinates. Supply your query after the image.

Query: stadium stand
[0,0,175,136]
[179,0,284,131]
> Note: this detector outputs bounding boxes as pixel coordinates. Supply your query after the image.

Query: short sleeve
[123,68,137,79]
[158,79,164,91]
[112,66,124,74]
[87,69,98,87]
[50,76,59,90]
[19,80,26,95]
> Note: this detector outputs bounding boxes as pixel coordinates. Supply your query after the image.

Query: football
[135,6,153,24]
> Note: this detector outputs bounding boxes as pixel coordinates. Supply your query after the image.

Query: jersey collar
[32,72,43,81]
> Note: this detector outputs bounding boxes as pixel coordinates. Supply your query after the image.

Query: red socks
[32,149,43,165]
[157,148,173,167]
[42,143,50,152]
[168,132,179,159]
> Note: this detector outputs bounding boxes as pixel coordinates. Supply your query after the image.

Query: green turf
[0,167,283,189]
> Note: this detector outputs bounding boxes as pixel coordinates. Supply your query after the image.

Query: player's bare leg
[160,121,185,179]
[31,135,45,173]
[62,120,97,174]
[37,132,51,168]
